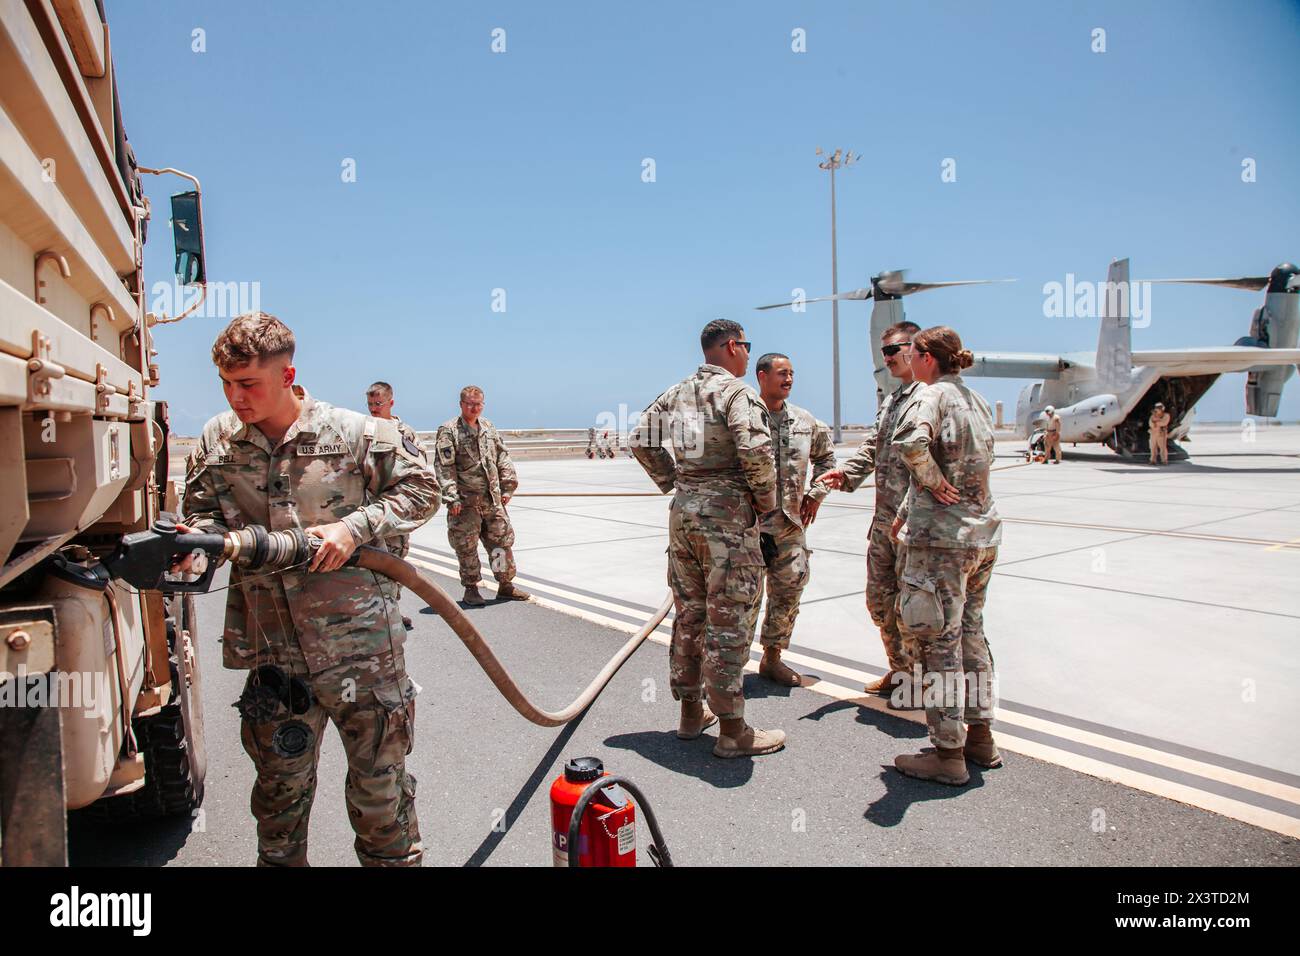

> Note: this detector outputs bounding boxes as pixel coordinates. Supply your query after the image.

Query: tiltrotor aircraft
[757,259,1300,458]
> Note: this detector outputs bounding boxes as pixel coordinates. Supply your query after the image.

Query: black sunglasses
[734,340,752,353]
[881,342,912,357]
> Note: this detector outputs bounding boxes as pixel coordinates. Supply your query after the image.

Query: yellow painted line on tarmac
[407,554,665,622]
[783,655,1300,805]
[800,680,1300,840]
[406,549,1300,839]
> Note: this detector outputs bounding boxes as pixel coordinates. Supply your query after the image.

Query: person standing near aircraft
[1148,402,1171,465]
[750,352,836,686]
[816,321,923,700]
[889,326,1002,787]
[1043,405,1062,464]
[631,319,786,758]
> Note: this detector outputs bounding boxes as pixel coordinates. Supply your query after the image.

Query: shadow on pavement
[602,729,757,788]
[461,705,590,867]
[798,697,928,739]
[865,763,991,828]
[742,672,800,700]
[68,813,196,867]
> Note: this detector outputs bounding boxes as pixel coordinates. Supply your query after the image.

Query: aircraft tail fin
[1095,258,1132,391]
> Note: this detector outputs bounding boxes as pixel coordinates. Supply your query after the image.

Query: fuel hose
[220,527,672,728]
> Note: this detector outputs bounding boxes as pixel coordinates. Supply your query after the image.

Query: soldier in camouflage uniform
[816,321,922,702]
[366,381,428,628]
[180,313,438,865]
[749,353,836,686]
[631,319,786,758]
[889,326,1003,786]
[433,386,530,607]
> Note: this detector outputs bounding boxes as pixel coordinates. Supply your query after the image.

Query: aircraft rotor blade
[755,287,874,310]
[1139,276,1270,292]
[897,278,1016,296]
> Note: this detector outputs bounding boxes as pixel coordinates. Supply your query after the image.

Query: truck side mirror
[170,190,206,285]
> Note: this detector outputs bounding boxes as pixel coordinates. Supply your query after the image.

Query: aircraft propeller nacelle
[1032,394,1123,443]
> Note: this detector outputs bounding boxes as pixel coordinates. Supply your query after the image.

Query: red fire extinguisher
[550,757,637,867]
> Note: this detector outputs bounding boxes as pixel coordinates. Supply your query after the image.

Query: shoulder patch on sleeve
[403,434,425,460]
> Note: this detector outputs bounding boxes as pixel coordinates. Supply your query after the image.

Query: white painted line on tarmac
[405,545,1300,838]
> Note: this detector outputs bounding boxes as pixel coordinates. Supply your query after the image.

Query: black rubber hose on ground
[567,774,673,867]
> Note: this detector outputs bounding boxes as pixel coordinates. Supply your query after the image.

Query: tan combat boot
[963,724,1003,768]
[894,746,970,786]
[714,723,787,758]
[496,583,531,601]
[759,648,801,686]
[863,671,900,695]
[676,700,718,740]
[462,586,487,607]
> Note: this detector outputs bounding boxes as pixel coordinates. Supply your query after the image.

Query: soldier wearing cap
[181,312,438,865]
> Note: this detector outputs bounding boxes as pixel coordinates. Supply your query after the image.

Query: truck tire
[77,594,207,821]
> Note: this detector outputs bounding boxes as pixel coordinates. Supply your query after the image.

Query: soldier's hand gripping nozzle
[102,518,673,729]
[102,514,228,592]
[101,515,322,594]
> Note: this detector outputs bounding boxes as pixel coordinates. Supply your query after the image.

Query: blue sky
[108,0,1300,435]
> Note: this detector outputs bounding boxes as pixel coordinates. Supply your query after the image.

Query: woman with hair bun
[888,325,1002,786]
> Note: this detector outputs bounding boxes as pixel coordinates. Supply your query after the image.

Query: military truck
[0,0,210,865]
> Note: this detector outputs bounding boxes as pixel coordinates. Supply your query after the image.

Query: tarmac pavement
[69,562,1299,867]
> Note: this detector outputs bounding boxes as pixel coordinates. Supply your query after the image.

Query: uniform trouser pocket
[897,573,945,639]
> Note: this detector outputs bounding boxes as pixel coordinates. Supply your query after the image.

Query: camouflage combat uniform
[385,416,425,561]
[632,364,777,721]
[751,402,835,649]
[892,374,1002,750]
[433,417,520,588]
[182,386,438,866]
[834,379,922,671]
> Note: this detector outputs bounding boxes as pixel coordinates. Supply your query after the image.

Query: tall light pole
[816,147,857,444]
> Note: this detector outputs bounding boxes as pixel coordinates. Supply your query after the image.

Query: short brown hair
[367,381,393,398]
[211,312,295,369]
[913,326,974,374]
[882,321,921,341]
[459,385,484,402]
